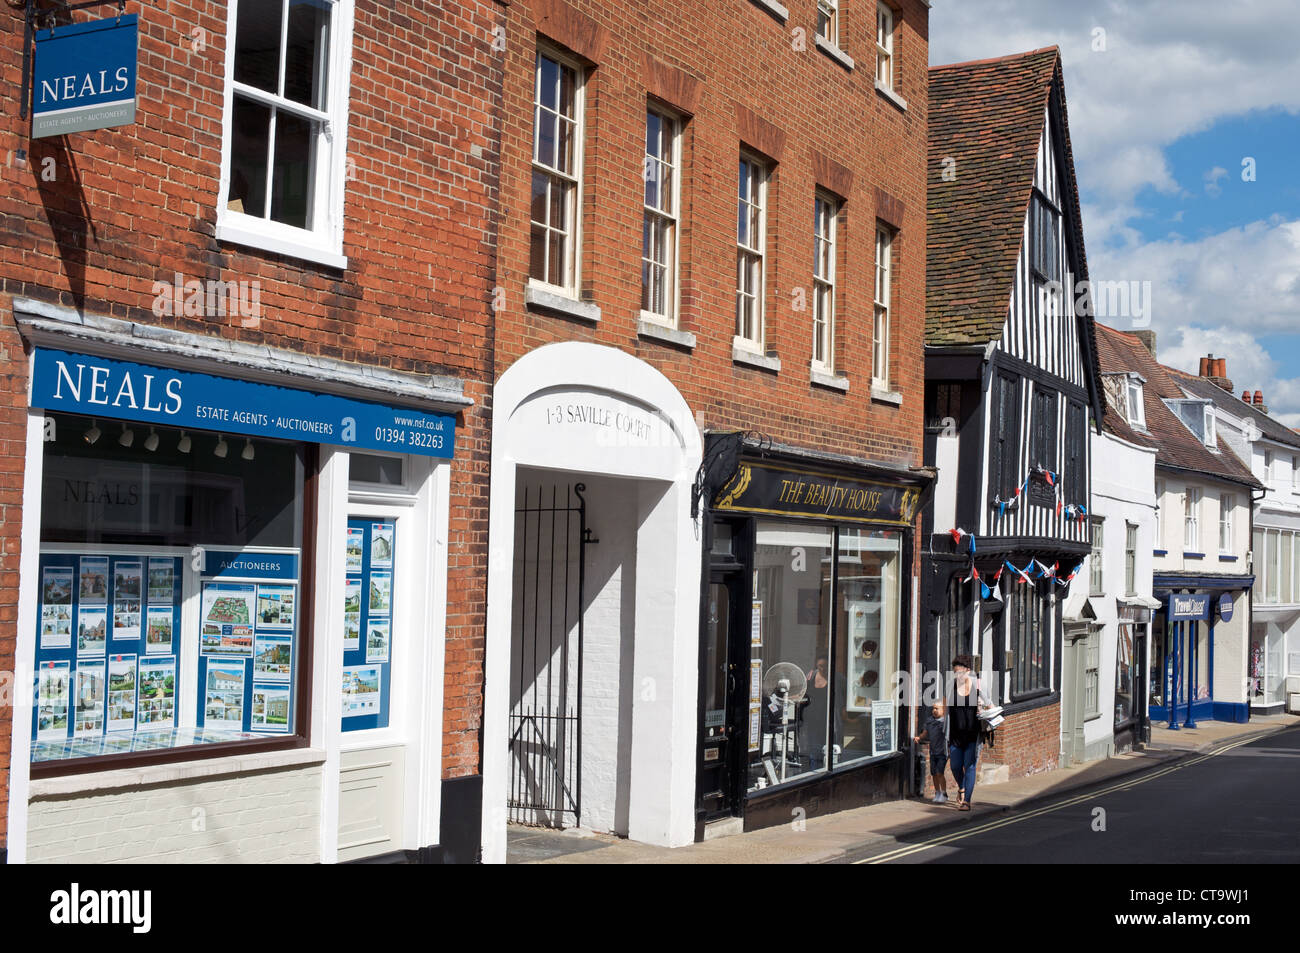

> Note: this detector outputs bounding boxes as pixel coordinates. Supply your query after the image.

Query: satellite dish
[763,662,809,702]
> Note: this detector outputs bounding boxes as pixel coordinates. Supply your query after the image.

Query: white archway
[481,343,703,862]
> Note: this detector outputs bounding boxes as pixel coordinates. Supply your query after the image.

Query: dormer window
[1164,397,1216,449]
[1125,376,1145,429]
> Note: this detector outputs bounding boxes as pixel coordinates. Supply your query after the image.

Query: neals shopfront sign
[32,15,138,138]
[30,348,456,458]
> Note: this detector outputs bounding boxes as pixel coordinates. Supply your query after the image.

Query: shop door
[1135,627,1149,743]
[698,573,744,821]
[337,510,407,861]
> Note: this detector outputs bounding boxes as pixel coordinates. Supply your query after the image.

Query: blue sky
[930,0,1300,423]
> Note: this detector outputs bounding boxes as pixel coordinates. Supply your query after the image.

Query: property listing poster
[195,549,299,736]
[32,552,183,756]
[342,519,396,731]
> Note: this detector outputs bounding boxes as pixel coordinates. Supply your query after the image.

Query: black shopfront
[694,436,931,836]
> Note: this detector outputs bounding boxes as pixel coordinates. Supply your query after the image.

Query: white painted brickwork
[26,765,322,864]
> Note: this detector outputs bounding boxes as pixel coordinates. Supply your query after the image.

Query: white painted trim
[6,408,46,864]
[315,445,350,864]
[214,221,348,270]
[481,343,703,863]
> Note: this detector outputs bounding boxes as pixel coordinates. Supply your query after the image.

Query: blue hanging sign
[30,348,456,458]
[1168,593,1211,621]
[1218,592,1234,623]
[32,15,138,139]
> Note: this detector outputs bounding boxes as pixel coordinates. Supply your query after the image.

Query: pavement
[508,713,1300,864]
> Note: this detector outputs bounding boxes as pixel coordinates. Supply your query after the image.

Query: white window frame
[216,0,354,269]
[1203,406,1217,448]
[1267,529,1280,604]
[1184,487,1201,552]
[1154,479,1165,550]
[818,0,839,46]
[876,3,894,89]
[1125,522,1137,596]
[1084,630,1100,721]
[1264,448,1274,483]
[873,224,892,389]
[529,45,586,297]
[641,105,682,327]
[1219,493,1234,554]
[812,191,839,373]
[1126,377,1145,428]
[1090,518,1104,595]
[1293,455,1299,493]
[735,152,769,352]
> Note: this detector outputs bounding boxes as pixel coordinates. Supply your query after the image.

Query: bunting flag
[948,528,978,555]
[962,563,978,584]
[1006,559,1033,584]
[991,465,1079,520]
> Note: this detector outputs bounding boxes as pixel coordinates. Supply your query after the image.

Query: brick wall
[493,0,929,468]
[0,0,507,845]
[26,763,322,863]
[982,702,1061,778]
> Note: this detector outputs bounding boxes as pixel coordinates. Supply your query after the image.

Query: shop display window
[31,413,308,767]
[746,521,901,793]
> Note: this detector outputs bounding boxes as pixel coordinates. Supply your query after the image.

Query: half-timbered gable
[922,47,1104,781]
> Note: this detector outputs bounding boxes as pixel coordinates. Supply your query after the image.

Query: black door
[697,572,744,821]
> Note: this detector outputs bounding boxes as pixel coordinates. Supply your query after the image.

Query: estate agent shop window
[25,347,456,774]
[33,411,310,764]
[750,524,901,791]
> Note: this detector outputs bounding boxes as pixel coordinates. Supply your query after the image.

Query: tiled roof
[1170,370,1300,451]
[926,48,1059,346]
[1094,324,1262,489]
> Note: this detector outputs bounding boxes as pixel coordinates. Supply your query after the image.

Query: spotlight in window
[241,438,255,461]
[83,419,102,445]
[144,428,160,452]
[214,434,228,459]
[118,425,135,448]
[177,430,192,454]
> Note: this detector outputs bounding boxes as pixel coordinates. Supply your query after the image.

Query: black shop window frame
[1006,580,1053,703]
[29,424,320,779]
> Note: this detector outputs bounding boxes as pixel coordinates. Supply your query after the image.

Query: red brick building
[1,0,503,863]
[480,0,931,860]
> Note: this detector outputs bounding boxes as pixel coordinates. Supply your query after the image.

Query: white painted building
[1061,392,1158,763]
[1175,362,1300,715]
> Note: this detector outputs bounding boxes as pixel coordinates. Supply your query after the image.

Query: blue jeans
[948,740,980,805]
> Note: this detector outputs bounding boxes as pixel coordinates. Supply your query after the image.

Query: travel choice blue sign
[30,348,456,458]
[1168,593,1211,621]
[1218,592,1234,622]
[32,15,138,138]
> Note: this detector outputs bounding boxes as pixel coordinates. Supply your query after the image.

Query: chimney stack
[1253,390,1268,414]
[1200,355,1234,393]
[1133,329,1157,358]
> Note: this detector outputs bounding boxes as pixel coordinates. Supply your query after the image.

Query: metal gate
[507,482,594,828]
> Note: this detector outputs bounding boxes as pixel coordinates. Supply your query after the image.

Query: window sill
[748,0,789,23]
[875,80,908,112]
[215,221,347,270]
[1153,549,1168,556]
[733,343,781,373]
[1218,554,1239,562]
[638,317,696,350]
[29,746,327,797]
[814,35,855,71]
[811,368,850,392]
[525,284,601,323]
[1183,552,1205,560]
[870,386,902,406]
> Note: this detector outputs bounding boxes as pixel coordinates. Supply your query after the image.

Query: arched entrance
[481,343,702,862]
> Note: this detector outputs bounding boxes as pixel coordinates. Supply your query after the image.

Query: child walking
[914,698,949,804]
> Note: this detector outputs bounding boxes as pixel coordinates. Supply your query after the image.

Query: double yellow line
[855,735,1259,864]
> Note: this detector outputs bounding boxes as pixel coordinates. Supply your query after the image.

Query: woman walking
[947,654,989,811]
